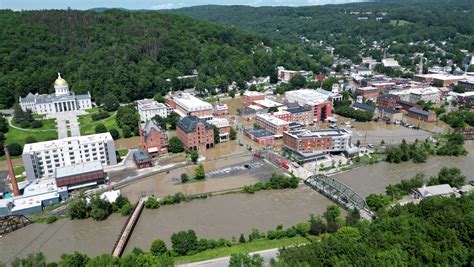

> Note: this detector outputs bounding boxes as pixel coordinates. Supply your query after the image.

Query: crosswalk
[206,161,263,178]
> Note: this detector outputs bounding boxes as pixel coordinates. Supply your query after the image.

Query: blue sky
[0,0,365,10]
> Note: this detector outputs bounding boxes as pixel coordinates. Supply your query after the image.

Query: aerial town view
[0,0,473,266]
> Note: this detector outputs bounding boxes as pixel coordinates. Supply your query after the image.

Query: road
[177,248,280,267]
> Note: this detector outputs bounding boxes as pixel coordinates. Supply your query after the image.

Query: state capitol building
[19,73,92,114]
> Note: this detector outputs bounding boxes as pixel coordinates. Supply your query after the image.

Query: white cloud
[150,2,185,10]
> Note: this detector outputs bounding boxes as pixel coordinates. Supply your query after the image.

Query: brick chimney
[4,145,20,196]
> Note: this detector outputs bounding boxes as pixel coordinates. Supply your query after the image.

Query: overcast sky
[0,0,365,10]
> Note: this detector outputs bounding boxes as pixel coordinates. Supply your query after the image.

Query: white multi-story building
[19,73,92,115]
[168,93,214,120]
[136,98,172,122]
[285,89,328,106]
[22,133,117,180]
[390,87,441,103]
[283,129,353,154]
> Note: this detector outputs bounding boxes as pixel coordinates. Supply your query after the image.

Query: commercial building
[213,103,229,116]
[19,73,91,115]
[277,68,310,82]
[139,119,169,157]
[208,118,231,142]
[397,100,423,111]
[271,111,291,122]
[22,133,117,180]
[176,116,214,150]
[285,89,332,122]
[54,161,107,189]
[0,178,68,216]
[252,99,284,109]
[244,128,275,145]
[167,93,213,120]
[136,98,171,122]
[457,93,474,109]
[355,87,380,100]
[243,91,265,106]
[408,87,441,104]
[286,106,314,125]
[283,129,352,154]
[256,114,290,137]
[407,107,436,122]
[376,94,399,108]
[414,74,468,87]
[457,78,474,92]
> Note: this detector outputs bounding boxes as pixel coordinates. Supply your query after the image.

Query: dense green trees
[171,230,198,256]
[6,143,22,156]
[150,239,168,256]
[194,164,206,180]
[229,253,263,267]
[335,105,373,122]
[116,105,139,136]
[68,194,131,221]
[168,136,184,153]
[441,110,474,128]
[102,93,120,112]
[275,193,474,266]
[0,9,320,108]
[94,123,107,134]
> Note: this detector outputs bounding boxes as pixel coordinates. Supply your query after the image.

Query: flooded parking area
[125,186,334,252]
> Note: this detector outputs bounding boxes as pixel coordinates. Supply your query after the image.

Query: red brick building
[376,94,400,108]
[139,120,169,157]
[271,111,291,122]
[305,102,332,122]
[209,118,231,142]
[244,128,275,145]
[397,100,422,111]
[213,103,229,116]
[256,114,290,137]
[283,129,352,154]
[243,91,265,106]
[177,116,215,150]
[407,107,436,122]
[355,87,380,100]
[287,106,314,125]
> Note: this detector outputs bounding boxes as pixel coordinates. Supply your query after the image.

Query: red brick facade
[139,122,169,157]
[177,119,215,151]
[243,93,265,106]
[305,101,332,122]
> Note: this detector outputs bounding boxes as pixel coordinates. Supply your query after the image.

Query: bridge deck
[112,197,145,257]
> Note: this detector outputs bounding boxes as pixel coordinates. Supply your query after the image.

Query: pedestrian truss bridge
[305,174,374,219]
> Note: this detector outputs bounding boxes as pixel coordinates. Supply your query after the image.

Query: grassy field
[174,236,308,264]
[4,125,57,146]
[11,118,57,131]
[78,112,119,135]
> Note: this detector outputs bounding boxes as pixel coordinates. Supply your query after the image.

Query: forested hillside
[275,194,474,266]
[170,0,474,64]
[0,9,323,108]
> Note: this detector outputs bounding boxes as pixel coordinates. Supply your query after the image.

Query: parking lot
[205,160,264,178]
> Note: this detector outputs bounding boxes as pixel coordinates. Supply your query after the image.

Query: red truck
[281,161,289,169]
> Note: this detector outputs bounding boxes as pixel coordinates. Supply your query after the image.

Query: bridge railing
[305,174,373,217]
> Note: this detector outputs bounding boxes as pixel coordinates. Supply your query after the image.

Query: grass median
[174,236,308,264]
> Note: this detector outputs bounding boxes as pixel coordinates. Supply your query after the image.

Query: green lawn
[174,236,308,264]
[117,148,129,157]
[11,118,57,131]
[85,107,100,113]
[79,112,119,135]
[4,125,57,146]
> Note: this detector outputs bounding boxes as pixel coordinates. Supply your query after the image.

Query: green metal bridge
[305,174,374,219]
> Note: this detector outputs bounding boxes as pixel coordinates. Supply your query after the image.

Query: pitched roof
[352,102,377,112]
[141,119,168,142]
[408,107,433,116]
[177,116,213,133]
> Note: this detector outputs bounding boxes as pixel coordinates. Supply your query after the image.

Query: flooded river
[125,186,334,252]
[0,187,331,263]
[333,141,474,197]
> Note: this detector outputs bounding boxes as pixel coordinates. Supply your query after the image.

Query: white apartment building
[19,73,92,115]
[390,87,441,104]
[22,133,117,180]
[137,98,172,122]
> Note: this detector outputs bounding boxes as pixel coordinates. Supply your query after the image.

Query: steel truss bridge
[305,174,374,219]
[0,215,32,235]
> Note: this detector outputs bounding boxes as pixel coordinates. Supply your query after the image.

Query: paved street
[177,248,280,267]
[52,111,81,139]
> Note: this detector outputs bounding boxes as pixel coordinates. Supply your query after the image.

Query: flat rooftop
[245,128,274,138]
[285,129,352,139]
[415,74,468,81]
[243,91,265,97]
[209,118,230,128]
[253,99,283,108]
[55,161,103,179]
[285,89,328,105]
[137,99,168,110]
[257,114,289,126]
[23,133,112,153]
[173,93,212,111]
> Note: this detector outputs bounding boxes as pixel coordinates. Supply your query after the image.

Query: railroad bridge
[305,174,374,219]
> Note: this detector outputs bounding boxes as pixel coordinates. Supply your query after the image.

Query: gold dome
[54,73,68,86]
